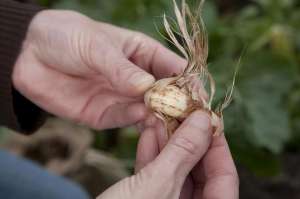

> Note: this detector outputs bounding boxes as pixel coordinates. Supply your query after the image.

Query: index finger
[128,33,187,79]
[192,135,239,199]
[150,42,187,79]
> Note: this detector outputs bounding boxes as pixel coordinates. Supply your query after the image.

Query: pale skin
[13,10,239,199]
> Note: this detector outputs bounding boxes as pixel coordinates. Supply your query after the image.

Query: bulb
[144,78,224,136]
[144,80,193,119]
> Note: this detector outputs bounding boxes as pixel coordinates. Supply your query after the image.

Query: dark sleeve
[0,0,47,134]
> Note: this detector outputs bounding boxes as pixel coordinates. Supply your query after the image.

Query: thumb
[93,45,155,96]
[151,111,212,180]
[97,111,212,199]
[110,57,155,96]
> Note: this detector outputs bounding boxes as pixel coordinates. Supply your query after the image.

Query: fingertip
[153,111,213,180]
[151,44,187,79]
[135,127,159,173]
[184,110,212,133]
[97,102,149,129]
[127,103,148,121]
[211,134,227,148]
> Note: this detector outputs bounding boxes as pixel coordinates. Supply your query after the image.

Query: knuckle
[132,32,157,52]
[74,31,89,62]
[82,35,98,70]
[113,61,132,80]
[69,25,107,73]
[133,32,149,43]
[13,56,36,96]
[171,136,198,156]
[131,31,160,69]
[114,59,145,82]
[211,169,240,187]
[127,69,145,81]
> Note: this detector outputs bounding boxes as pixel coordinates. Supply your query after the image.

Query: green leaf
[236,52,296,153]
[245,94,290,153]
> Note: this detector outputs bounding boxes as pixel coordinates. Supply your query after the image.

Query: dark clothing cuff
[0,0,47,134]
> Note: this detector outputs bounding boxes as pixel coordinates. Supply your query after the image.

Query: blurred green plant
[204,0,299,175]
[35,0,300,176]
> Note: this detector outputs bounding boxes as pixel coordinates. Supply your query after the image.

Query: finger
[90,40,155,96]
[107,57,155,96]
[135,114,168,153]
[137,117,169,151]
[150,42,187,79]
[135,128,159,173]
[192,135,239,199]
[13,53,105,125]
[153,120,169,151]
[151,111,212,181]
[179,176,194,199]
[125,33,187,79]
[144,114,158,127]
[96,102,148,129]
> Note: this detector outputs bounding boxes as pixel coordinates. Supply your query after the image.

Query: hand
[97,111,239,199]
[13,10,185,129]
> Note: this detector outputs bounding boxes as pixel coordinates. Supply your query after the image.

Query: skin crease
[13,10,239,199]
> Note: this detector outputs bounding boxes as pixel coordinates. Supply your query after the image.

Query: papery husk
[144,0,235,138]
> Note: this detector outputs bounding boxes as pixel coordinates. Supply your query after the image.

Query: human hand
[97,111,239,199]
[13,10,185,129]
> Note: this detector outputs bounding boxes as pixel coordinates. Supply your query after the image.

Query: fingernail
[129,72,155,92]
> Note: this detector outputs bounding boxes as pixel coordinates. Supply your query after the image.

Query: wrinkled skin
[99,111,239,199]
[13,10,184,129]
[13,10,239,199]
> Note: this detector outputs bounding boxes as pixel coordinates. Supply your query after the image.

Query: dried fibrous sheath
[144,0,235,137]
[144,77,195,119]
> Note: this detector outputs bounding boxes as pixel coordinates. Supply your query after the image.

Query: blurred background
[1,0,300,198]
